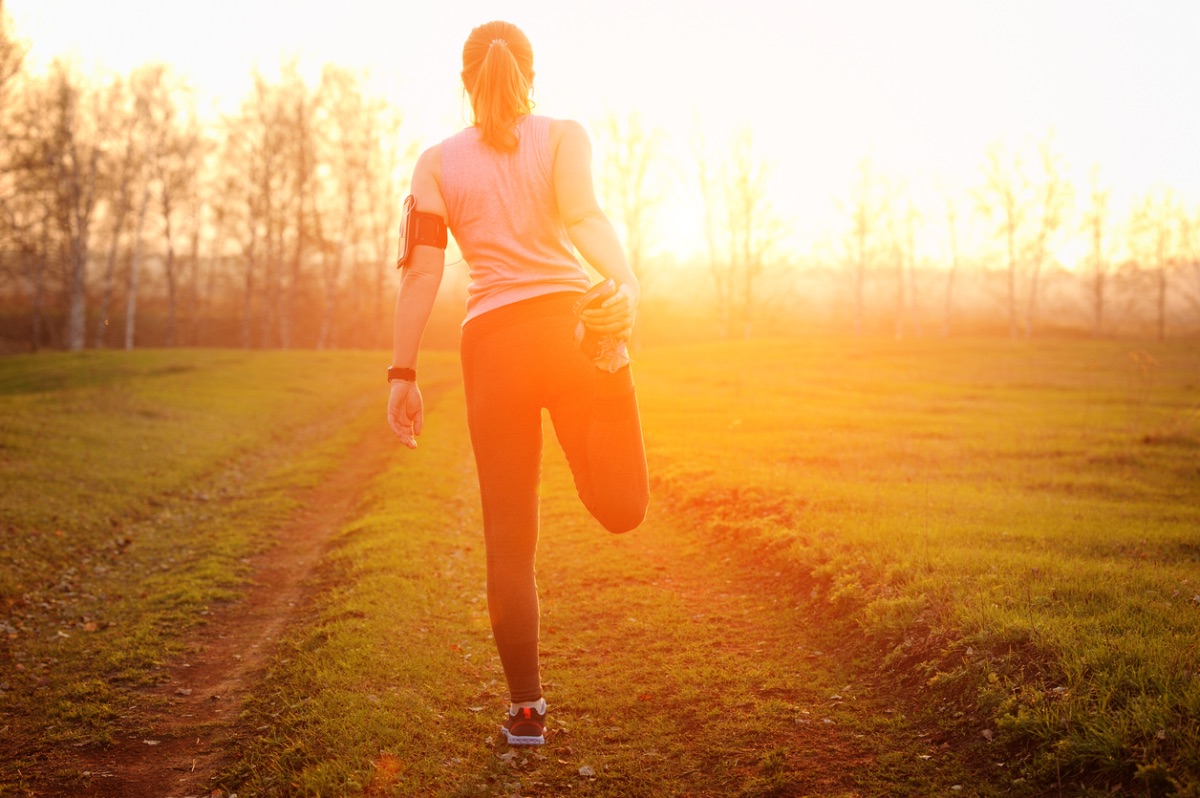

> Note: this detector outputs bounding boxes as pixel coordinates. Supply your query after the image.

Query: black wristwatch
[387,367,417,383]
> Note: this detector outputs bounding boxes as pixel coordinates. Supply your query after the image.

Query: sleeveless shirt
[440,115,591,323]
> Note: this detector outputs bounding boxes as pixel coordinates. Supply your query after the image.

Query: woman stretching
[386,20,650,746]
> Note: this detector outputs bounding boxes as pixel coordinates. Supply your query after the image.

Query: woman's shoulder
[545,117,588,147]
[414,142,444,177]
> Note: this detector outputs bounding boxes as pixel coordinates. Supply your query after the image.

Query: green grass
[225,388,973,797]
[634,337,1200,795]
[0,349,455,786]
[3,338,1198,796]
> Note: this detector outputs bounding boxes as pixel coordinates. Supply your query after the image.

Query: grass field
[636,338,1200,795]
[1,338,1197,796]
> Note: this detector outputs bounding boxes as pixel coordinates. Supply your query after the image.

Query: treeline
[0,9,406,353]
[666,129,1200,342]
[3,4,1199,353]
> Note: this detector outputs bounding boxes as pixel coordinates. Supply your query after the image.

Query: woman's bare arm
[388,145,447,448]
[552,119,640,337]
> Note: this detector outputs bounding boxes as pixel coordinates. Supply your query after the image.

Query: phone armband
[396,195,448,269]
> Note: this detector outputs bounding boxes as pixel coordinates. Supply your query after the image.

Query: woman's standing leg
[462,315,547,703]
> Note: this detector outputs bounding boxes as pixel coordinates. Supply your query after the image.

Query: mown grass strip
[0,350,456,790]
[634,337,1200,796]
[224,374,979,797]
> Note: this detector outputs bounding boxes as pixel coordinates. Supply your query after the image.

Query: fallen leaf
[142,740,161,746]
[468,706,485,712]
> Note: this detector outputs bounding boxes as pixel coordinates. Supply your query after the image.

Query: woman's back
[441,115,590,322]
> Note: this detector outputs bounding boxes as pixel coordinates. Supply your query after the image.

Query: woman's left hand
[387,380,424,449]
[579,281,640,341]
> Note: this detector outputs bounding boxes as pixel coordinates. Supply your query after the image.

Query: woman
[386,20,650,746]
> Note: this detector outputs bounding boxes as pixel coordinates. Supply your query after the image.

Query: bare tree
[976,142,1030,339]
[92,75,137,348]
[219,69,288,348]
[1023,136,1072,338]
[1178,205,1200,330]
[724,129,781,338]
[839,158,882,336]
[0,0,25,107]
[1129,189,1179,341]
[313,65,374,350]
[151,75,204,347]
[124,145,153,352]
[277,63,318,349]
[939,183,964,338]
[30,62,108,352]
[362,107,406,348]
[692,120,731,335]
[886,180,922,340]
[1080,166,1112,338]
[0,3,34,346]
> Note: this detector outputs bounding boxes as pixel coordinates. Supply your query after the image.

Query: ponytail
[461,21,535,152]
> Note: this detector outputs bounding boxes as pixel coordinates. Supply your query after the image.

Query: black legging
[460,291,650,702]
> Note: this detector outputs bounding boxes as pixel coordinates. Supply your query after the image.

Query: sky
[8,0,1200,260]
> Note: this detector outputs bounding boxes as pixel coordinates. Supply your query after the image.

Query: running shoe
[573,279,631,373]
[501,703,547,746]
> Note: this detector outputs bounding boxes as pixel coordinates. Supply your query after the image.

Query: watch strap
[387,367,417,383]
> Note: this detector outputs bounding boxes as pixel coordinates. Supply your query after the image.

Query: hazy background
[3,0,1199,350]
[12,0,1200,253]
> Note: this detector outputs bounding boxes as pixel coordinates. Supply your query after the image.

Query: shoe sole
[501,727,545,746]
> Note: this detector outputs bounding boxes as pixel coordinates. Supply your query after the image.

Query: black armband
[396,194,448,269]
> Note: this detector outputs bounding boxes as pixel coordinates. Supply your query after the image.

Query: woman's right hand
[387,381,424,449]
[579,281,640,342]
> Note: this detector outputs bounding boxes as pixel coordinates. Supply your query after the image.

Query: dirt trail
[61,419,401,798]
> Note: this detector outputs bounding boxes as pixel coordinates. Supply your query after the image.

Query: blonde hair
[461,21,535,152]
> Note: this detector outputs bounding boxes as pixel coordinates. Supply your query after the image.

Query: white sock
[510,697,546,714]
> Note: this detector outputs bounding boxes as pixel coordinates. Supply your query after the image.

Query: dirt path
[61,418,401,798]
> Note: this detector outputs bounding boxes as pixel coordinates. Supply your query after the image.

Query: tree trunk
[941,206,958,338]
[1091,229,1105,338]
[942,264,956,338]
[65,144,100,351]
[26,241,45,352]
[242,224,258,349]
[1006,223,1018,339]
[1025,263,1041,339]
[95,133,135,348]
[94,212,127,349]
[124,175,152,351]
[1156,268,1167,342]
[162,209,177,346]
